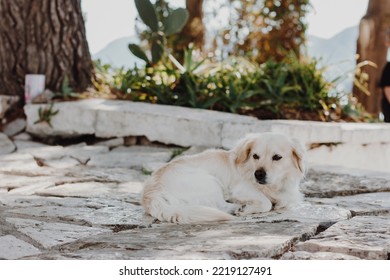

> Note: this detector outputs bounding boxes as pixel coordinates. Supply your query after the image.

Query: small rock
[124,136,137,146]
[138,136,152,146]
[0,132,16,155]
[31,89,54,103]
[12,132,32,141]
[3,118,26,137]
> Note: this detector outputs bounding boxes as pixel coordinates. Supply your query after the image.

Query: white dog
[142,133,306,224]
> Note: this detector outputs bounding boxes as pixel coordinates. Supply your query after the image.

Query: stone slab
[5,198,154,227]
[0,235,41,259]
[302,170,390,198]
[281,251,360,260]
[308,142,390,173]
[24,99,390,147]
[6,217,110,248]
[33,221,319,260]
[24,101,97,136]
[0,173,55,190]
[35,182,122,198]
[246,203,351,224]
[87,146,173,168]
[294,215,390,259]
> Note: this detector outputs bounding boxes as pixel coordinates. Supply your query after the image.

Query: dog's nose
[254,168,267,184]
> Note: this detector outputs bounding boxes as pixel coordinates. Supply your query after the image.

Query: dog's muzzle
[254,168,267,184]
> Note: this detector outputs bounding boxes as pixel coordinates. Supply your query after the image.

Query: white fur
[142,133,306,224]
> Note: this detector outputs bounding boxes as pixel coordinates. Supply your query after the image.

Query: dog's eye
[253,154,259,160]
[272,154,282,161]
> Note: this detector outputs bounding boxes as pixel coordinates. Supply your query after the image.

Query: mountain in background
[93,26,359,91]
[307,26,358,91]
[93,36,145,68]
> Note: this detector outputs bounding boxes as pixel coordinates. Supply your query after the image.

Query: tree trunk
[353,0,390,115]
[181,0,205,50]
[0,0,93,101]
[173,0,204,61]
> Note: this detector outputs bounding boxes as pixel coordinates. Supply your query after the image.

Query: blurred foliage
[205,0,310,63]
[94,52,372,122]
[132,0,189,66]
[94,0,374,122]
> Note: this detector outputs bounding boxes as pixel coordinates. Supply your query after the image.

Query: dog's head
[233,133,306,188]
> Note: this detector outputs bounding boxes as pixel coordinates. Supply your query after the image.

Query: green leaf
[151,40,164,64]
[134,0,159,32]
[164,8,189,36]
[128,44,150,65]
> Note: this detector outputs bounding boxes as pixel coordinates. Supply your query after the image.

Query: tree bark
[353,0,390,115]
[173,0,204,61]
[181,0,205,50]
[0,0,93,101]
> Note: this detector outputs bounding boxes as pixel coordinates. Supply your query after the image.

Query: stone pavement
[0,134,389,260]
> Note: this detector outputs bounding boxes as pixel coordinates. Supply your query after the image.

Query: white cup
[25,74,45,103]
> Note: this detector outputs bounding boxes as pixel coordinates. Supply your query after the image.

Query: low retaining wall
[24,99,390,172]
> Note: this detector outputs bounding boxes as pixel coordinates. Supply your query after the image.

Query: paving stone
[42,156,81,168]
[5,197,151,227]
[281,251,360,260]
[35,182,120,198]
[302,169,390,198]
[307,192,390,216]
[0,132,15,155]
[14,142,109,162]
[0,235,41,259]
[294,215,390,259]
[34,221,319,260]
[7,181,54,195]
[87,146,173,168]
[14,139,52,151]
[62,166,148,183]
[0,157,39,172]
[6,217,110,248]
[247,203,351,224]
[0,173,54,190]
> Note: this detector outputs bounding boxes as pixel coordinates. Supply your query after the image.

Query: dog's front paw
[233,204,246,216]
[239,202,272,215]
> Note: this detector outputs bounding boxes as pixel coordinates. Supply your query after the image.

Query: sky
[81,0,369,55]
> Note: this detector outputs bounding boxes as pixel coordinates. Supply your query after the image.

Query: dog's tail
[143,195,234,224]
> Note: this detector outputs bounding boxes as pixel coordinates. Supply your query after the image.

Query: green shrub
[98,54,355,121]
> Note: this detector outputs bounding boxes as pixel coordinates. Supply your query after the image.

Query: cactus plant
[129,0,189,66]
[134,0,158,32]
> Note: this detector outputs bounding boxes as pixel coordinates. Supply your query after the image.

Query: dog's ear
[234,138,254,165]
[291,138,306,175]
